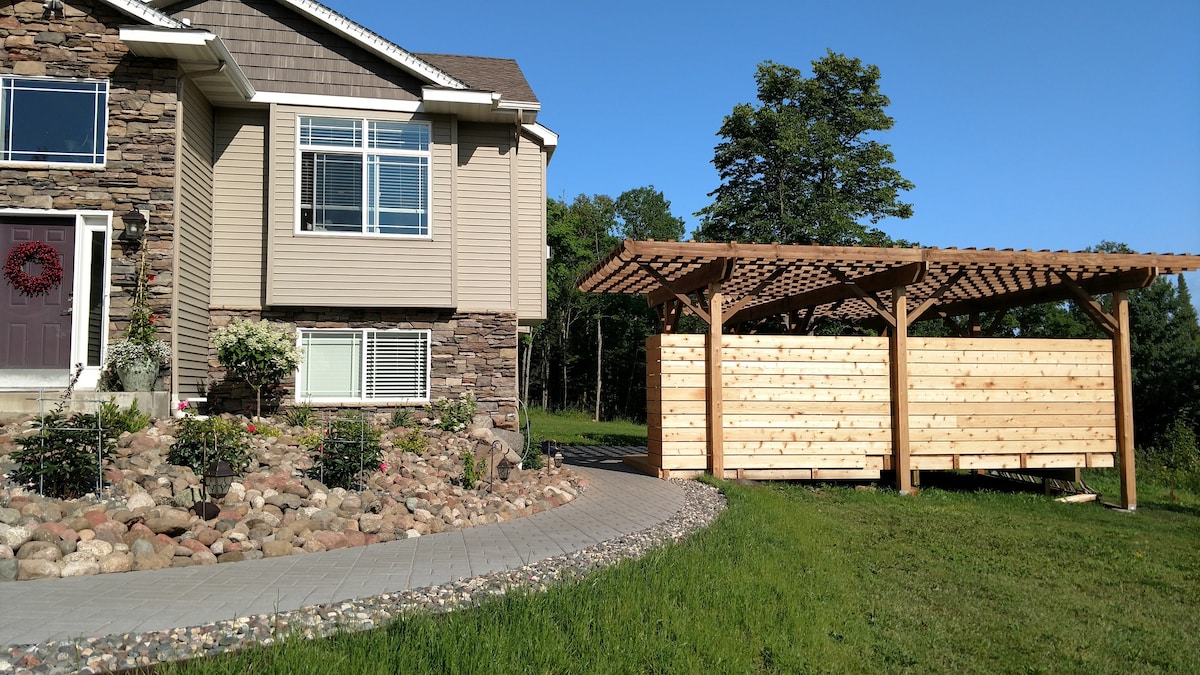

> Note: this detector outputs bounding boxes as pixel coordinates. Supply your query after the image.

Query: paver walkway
[0,447,679,648]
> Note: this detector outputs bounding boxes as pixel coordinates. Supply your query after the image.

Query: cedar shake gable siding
[163,0,425,99]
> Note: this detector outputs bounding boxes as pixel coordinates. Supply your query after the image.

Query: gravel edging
[0,479,726,674]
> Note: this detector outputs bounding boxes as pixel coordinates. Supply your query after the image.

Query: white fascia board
[277,0,467,90]
[421,88,500,106]
[103,0,188,27]
[251,91,423,114]
[497,100,541,113]
[522,123,558,148]
[118,28,256,100]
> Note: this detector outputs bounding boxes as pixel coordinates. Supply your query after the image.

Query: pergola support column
[889,286,913,495]
[706,281,724,479]
[1113,290,1137,510]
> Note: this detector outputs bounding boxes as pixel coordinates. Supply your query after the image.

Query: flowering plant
[104,248,171,381]
[214,319,302,418]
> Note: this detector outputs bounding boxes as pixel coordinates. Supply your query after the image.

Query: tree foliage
[697,52,913,246]
[522,187,688,422]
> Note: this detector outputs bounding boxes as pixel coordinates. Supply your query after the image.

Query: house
[0,0,554,427]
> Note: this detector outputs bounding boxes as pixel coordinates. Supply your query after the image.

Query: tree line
[520,51,1200,458]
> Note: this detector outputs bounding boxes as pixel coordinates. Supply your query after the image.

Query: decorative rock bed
[0,414,582,583]
[0,477,726,674]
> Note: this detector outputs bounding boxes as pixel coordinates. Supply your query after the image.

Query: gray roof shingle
[415,52,538,103]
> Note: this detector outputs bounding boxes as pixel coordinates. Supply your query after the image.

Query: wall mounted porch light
[120,208,150,244]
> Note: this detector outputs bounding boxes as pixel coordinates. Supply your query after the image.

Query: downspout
[168,61,226,411]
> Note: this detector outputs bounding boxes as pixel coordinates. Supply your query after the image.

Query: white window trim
[293,115,433,240]
[0,76,109,169]
[295,327,431,404]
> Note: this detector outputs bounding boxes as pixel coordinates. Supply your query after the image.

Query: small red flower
[148,274,155,281]
[247,424,256,433]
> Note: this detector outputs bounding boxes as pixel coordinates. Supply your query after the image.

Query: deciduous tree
[697,52,913,246]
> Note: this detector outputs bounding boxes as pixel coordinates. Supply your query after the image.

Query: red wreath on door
[3,241,65,297]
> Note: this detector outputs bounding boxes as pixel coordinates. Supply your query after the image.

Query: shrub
[1144,416,1200,496]
[10,412,117,498]
[454,449,487,489]
[427,392,477,432]
[283,404,317,428]
[394,428,428,455]
[306,411,382,490]
[98,396,152,435]
[390,408,415,429]
[169,415,255,476]
[214,319,302,418]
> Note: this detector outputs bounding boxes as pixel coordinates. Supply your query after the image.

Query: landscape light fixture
[496,457,512,482]
[202,459,236,501]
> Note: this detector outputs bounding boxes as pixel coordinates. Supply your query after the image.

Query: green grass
[523,406,648,447]
[166,473,1200,674]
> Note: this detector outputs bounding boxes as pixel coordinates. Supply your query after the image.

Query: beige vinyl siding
[212,108,267,307]
[165,0,423,100]
[175,81,215,396]
[455,122,513,311]
[266,106,453,307]
[516,131,546,322]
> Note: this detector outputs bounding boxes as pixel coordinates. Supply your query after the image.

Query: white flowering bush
[104,337,172,370]
[214,319,302,417]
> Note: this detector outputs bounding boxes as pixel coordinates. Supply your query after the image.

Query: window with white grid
[297,329,430,402]
[297,116,430,236]
[1,76,108,166]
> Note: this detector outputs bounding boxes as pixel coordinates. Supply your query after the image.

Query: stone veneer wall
[208,309,519,429]
[0,1,179,385]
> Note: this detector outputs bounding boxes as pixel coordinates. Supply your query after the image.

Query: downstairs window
[296,328,430,402]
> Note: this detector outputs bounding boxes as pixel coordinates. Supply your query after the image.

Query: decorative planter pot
[117,359,159,391]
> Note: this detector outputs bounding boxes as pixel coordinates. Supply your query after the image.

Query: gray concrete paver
[0,448,684,647]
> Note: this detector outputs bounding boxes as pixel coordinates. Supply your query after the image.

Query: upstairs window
[298,116,431,237]
[0,77,108,166]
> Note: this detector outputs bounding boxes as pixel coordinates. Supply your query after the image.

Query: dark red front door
[1,219,75,369]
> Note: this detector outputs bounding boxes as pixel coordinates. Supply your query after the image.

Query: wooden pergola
[580,241,1200,510]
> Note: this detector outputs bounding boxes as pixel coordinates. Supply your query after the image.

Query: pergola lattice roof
[579,241,1200,326]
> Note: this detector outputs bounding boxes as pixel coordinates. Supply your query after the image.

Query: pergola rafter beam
[729,261,926,325]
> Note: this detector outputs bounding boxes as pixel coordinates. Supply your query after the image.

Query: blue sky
[329,0,1200,300]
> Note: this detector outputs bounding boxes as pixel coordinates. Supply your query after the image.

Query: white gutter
[421,88,501,107]
[522,123,558,148]
[118,28,256,100]
[102,0,188,28]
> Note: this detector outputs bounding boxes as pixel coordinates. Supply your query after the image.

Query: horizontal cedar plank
[721,414,891,429]
[958,455,1024,469]
[908,389,1114,403]
[907,402,1114,416]
[653,400,892,416]
[909,376,1112,390]
[911,439,1117,454]
[911,456,955,470]
[738,469,817,480]
[908,338,1112,352]
[909,414,1114,429]
[660,347,889,362]
[659,361,889,376]
[1024,454,1095,469]
[659,440,892,454]
[660,427,891,443]
[907,350,1113,365]
[812,468,883,480]
[911,426,1115,442]
[652,374,889,389]
[722,335,889,349]
[907,363,1112,377]
[1088,453,1116,468]
[723,454,876,470]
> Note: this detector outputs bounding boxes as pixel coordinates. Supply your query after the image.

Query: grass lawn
[167,471,1200,674]
[522,406,648,447]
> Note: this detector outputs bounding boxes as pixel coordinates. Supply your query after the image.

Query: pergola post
[706,281,725,478]
[890,286,913,494]
[1112,290,1137,510]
